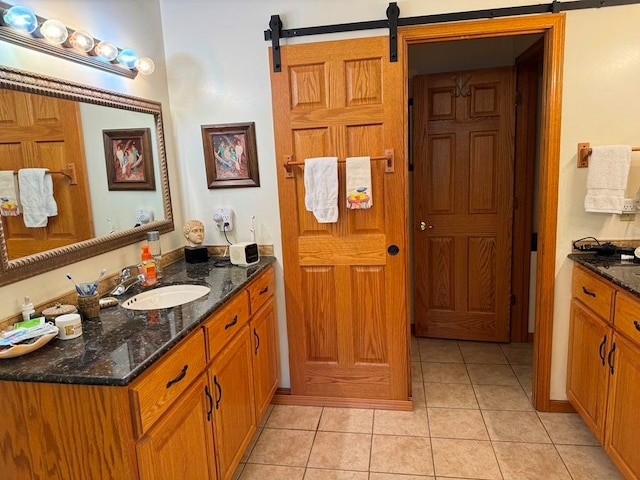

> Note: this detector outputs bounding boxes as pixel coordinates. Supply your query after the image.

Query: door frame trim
[400,13,565,411]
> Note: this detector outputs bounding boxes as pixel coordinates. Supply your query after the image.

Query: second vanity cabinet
[567,264,640,480]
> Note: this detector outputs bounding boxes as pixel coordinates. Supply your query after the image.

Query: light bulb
[3,5,38,33]
[95,40,118,61]
[117,48,139,69]
[135,57,155,75]
[68,30,94,53]
[40,19,68,45]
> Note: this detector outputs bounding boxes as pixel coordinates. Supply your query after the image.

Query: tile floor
[232,337,624,480]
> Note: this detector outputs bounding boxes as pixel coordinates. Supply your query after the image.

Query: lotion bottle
[140,245,157,286]
[21,296,35,321]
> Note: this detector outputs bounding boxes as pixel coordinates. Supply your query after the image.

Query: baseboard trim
[272,390,413,411]
[547,400,576,413]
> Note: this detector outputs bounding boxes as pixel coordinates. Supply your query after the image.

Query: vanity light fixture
[0,1,154,79]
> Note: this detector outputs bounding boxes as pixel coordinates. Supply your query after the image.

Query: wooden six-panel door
[269,36,409,402]
[0,89,93,259]
[413,67,515,342]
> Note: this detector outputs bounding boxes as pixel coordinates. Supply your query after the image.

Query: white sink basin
[121,284,210,310]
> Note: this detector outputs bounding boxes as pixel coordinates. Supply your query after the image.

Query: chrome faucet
[110,266,146,296]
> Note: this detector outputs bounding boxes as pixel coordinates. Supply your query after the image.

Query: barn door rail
[265,0,640,72]
[283,150,394,178]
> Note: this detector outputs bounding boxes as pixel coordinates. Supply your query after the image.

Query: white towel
[584,145,632,214]
[0,171,20,216]
[18,168,58,227]
[304,157,338,223]
[346,156,372,209]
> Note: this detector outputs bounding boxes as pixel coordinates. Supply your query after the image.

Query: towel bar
[12,163,77,184]
[283,149,394,178]
[577,142,640,168]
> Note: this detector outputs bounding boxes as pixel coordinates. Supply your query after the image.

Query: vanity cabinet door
[209,325,256,480]
[250,297,279,421]
[567,298,613,443]
[605,334,640,480]
[137,373,217,480]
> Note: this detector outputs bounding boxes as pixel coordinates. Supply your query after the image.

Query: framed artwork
[201,122,260,188]
[103,128,155,190]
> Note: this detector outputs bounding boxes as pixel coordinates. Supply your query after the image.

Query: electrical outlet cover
[213,208,234,232]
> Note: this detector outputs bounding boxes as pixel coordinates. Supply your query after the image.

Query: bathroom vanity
[0,258,278,480]
[567,254,640,480]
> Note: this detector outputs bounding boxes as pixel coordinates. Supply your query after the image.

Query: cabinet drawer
[130,331,206,438]
[248,266,274,315]
[572,266,615,321]
[614,291,640,348]
[204,290,250,360]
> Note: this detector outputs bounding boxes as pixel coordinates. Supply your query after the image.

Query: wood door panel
[469,131,498,213]
[468,237,497,313]
[290,64,327,110]
[345,58,382,106]
[302,266,339,362]
[271,35,408,400]
[299,235,386,265]
[470,83,500,117]
[427,135,455,214]
[414,67,514,342]
[428,87,457,120]
[304,363,390,398]
[351,265,387,364]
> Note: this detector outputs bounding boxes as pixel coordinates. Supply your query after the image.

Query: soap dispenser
[140,245,157,286]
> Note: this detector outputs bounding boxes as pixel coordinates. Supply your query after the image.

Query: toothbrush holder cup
[77,292,100,319]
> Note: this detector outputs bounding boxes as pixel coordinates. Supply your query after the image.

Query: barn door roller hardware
[265,0,640,73]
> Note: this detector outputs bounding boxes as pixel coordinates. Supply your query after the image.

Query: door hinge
[510,294,517,306]
[515,91,522,107]
[513,197,519,209]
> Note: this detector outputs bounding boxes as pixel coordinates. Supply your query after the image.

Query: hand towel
[346,156,372,209]
[584,145,632,214]
[18,168,58,227]
[304,157,338,223]
[0,171,20,216]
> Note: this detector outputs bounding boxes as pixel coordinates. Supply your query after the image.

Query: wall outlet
[213,208,234,232]
[622,198,635,213]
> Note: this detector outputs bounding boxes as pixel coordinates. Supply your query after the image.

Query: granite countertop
[0,257,275,386]
[568,253,640,298]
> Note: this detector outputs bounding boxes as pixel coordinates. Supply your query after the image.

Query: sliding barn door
[269,36,409,402]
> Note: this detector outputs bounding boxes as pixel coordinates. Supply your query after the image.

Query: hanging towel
[346,156,372,209]
[0,171,20,216]
[304,157,338,223]
[18,168,58,227]
[584,145,632,214]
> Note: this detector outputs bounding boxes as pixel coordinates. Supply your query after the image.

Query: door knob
[419,221,433,231]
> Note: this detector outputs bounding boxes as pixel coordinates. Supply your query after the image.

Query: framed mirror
[0,66,173,286]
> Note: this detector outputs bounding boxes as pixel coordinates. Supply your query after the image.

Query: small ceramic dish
[0,330,58,359]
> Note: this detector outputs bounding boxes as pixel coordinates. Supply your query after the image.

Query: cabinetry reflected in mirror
[0,66,173,286]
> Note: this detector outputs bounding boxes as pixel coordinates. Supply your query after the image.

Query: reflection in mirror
[0,66,173,286]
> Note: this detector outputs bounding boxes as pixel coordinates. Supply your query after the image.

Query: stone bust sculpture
[183,219,205,247]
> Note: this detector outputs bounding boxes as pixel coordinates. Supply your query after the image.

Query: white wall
[159,0,640,397]
[0,0,184,320]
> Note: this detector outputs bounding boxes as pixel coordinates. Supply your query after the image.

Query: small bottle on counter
[146,230,163,278]
[140,245,157,286]
[21,296,36,321]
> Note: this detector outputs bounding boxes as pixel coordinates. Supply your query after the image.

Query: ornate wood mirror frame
[0,66,173,286]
